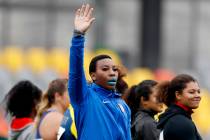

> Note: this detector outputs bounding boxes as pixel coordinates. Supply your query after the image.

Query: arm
[68,4,95,106]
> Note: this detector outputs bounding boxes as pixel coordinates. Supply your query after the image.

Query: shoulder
[166,114,193,128]
[132,112,155,129]
[163,114,196,139]
[41,111,63,128]
[39,112,63,139]
[16,124,36,140]
[140,114,157,130]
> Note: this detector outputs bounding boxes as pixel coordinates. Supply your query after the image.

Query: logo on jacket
[103,99,110,104]
[118,103,125,113]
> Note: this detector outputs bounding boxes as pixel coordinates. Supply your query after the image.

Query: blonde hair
[36,78,68,125]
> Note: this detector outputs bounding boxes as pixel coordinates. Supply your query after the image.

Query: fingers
[84,4,90,17]
[80,4,85,17]
[75,8,80,17]
[87,7,94,20]
[79,4,93,19]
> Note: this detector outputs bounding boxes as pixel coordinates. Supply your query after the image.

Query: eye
[113,68,118,71]
[102,68,109,71]
[189,91,195,94]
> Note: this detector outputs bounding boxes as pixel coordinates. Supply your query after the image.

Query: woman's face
[176,81,201,109]
[143,87,163,113]
[91,58,119,90]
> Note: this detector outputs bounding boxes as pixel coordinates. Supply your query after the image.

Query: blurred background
[0,0,210,139]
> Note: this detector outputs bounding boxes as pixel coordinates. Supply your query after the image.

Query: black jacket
[131,109,160,140]
[157,104,202,140]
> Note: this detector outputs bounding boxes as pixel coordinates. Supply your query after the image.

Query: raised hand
[74,4,95,34]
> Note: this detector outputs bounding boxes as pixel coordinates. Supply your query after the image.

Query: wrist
[73,29,85,36]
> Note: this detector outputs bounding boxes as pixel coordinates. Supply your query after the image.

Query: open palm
[74,4,95,33]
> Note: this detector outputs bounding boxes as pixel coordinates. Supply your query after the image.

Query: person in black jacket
[130,80,163,140]
[157,74,202,140]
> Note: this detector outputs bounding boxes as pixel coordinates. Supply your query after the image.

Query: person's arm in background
[68,4,95,106]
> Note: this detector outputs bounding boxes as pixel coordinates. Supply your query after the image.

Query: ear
[90,72,96,81]
[54,92,61,100]
[140,96,147,106]
[175,91,182,101]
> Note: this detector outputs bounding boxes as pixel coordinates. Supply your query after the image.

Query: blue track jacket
[68,35,131,140]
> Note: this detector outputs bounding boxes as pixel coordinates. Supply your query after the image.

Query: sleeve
[68,35,88,107]
[164,116,198,140]
[127,107,132,139]
[142,120,160,140]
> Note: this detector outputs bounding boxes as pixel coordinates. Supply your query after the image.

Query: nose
[109,69,116,76]
[195,91,201,99]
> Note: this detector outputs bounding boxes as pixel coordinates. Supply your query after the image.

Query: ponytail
[36,78,68,127]
[36,92,51,123]
[156,81,172,107]
[123,85,138,119]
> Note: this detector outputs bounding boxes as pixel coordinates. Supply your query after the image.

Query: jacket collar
[138,108,157,117]
[175,102,193,115]
[11,117,33,130]
[91,83,121,98]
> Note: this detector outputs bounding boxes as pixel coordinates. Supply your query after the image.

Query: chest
[95,94,129,121]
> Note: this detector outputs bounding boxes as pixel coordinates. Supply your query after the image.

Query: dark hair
[124,80,157,118]
[123,85,137,119]
[116,65,128,94]
[135,80,158,106]
[5,80,42,118]
[158,74,197,106]
[89,54,112,75]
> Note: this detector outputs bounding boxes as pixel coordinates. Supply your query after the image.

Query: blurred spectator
[36,78,69,140]
[157,74,202,140]
[4,80,42,140]
[129,80,163,140]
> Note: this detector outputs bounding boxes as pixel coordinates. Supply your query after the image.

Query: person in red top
[4,80,42,140]
[157,74,202,140]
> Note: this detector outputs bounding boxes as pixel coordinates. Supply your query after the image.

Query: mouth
[192,100,200,103]
[192,97,201,102]
[191,98,201,104]
[107,78,117,86]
